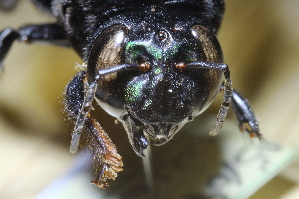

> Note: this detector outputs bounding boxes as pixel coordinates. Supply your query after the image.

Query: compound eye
[139,62,150,72]
[190,25,223,63]
[87,26,129,81]
[175,62,187,71]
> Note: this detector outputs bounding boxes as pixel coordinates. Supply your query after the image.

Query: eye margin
[85,25,129,82]
[190,24,223,63]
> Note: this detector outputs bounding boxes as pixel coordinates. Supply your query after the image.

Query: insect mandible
[0,0,261,188]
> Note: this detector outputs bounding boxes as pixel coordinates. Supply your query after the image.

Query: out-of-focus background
[0,0,299,198]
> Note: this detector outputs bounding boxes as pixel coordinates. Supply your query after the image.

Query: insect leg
[64,71,94,153]
[65,71,123,188]
[0,23,68,67]
[64,71,86,120]
[17,23,68,45]
[69,64,141,153]
[70,80,97,153]
[0,28,19,67]
[231,89,261,138]
[186,61,232,136]
[67,64,152,187]
[85,118,123,188]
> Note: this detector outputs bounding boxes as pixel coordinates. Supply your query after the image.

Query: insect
[0,0,261,188]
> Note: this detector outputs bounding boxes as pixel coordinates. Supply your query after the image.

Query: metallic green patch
[125,79,146,102]
[125,41,180,61]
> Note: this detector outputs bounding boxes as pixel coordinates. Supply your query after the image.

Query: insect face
[0,0,261,188]
[86,22,223,156]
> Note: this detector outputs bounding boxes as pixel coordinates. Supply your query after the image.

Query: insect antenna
[209,67,232,136]
[70,81,98,153]
[184,61,233,136]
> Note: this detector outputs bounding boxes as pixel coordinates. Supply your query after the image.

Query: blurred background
[0,0,299,198]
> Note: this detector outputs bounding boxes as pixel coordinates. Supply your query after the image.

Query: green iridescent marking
[125,80,145,102]
[125,41,180,61]
[154,68,162,74]
[146,44,162,59]
[164,43,180,58]
[125,41,202,67]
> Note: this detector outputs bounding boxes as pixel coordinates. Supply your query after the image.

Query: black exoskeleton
[0,0,261,188]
